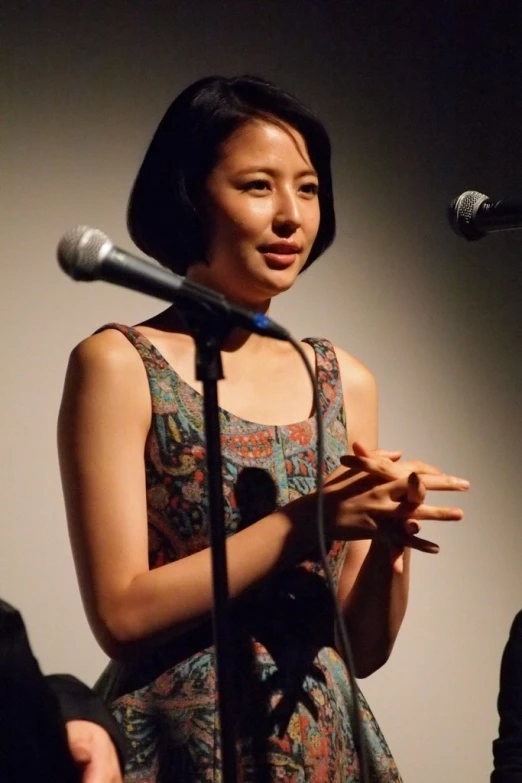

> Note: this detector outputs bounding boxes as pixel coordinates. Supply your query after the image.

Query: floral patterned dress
[94,324,402,783]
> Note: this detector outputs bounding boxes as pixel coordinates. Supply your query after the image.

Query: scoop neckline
[122,324,322,430]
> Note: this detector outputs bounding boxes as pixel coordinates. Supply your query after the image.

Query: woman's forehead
[216,119,314,171]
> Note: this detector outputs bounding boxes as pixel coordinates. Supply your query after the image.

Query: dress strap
[94,323,164,367]
[93,323,186,417]
[301,337,345,426]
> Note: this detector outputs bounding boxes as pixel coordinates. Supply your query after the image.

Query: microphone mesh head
[448,190,489,240]
[57,226,112,280]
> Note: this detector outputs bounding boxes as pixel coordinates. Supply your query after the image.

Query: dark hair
[127,75,335,275]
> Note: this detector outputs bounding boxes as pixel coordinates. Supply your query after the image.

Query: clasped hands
[324,442,469,555]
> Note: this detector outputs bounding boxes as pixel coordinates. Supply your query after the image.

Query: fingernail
[408,472,420,485]
[406,521,420,534]
[449,477,469,489]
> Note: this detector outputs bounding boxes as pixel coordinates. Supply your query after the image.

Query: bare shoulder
[332,344,377,396]
[69,327,142,375]
[332,344,378,449]
[60,328,150,428]
[63,329,151,406]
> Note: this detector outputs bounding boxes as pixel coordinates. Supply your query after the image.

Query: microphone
[449,191,522,240]
[57,226,291,341]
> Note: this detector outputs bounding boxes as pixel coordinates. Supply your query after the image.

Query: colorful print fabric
[94,324,402,783]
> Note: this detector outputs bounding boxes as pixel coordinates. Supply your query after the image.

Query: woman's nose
[273,190,301,232]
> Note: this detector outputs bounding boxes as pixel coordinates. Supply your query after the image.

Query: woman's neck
[142,303,273,355]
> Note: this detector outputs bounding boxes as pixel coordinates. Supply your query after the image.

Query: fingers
[419,475,469,491]
[376,518,440,553]
[405,472,425,505]
[406,503,463,521]
[352,442,402,461]
[66,721,123,783]
[404,519,420,535]
[341,454,400,482]
[68,743,91,765]
[376,476,464,520]
[387,473,426,521]
[341,452,450,482]
[83,760,123,783]
[386,472,468,498]
[401,533,440,554]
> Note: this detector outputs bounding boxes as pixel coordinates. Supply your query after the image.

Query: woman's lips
[259,244,301,268]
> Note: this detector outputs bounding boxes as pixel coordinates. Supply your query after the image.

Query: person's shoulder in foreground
[0,598,126,781]
[492,610,522,782]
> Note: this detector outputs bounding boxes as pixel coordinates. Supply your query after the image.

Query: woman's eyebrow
[234,166,318,178]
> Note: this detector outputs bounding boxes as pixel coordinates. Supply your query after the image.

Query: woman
[58,75,468,782]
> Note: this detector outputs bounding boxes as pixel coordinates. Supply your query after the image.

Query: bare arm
[334,348,413,678]
[332,348,468,677]
[58,330,317,659]
[58,331,463,663]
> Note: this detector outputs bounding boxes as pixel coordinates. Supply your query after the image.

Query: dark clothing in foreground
[0,599,126,782]
[492,610,522,782]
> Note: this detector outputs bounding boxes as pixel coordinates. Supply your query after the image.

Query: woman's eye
[300,182,319,196]
[243,180,271,191]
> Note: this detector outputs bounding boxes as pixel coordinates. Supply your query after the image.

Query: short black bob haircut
[127,75,335,276]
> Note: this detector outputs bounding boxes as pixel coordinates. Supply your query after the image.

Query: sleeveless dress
[94,324,402,783]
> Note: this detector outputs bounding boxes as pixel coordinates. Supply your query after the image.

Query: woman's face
[194,119,320,306]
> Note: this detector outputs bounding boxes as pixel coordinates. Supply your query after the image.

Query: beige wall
[2,2,522,780]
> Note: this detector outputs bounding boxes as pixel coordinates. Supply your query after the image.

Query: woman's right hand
[321,458,467,553]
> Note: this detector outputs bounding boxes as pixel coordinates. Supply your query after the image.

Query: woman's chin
[187,265,297,309]
[245,275,295,305]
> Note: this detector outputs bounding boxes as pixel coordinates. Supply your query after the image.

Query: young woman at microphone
[58,75,469,782]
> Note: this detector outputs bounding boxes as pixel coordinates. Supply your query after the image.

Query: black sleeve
[0,599,79,782]
[0,599,127,778]
[47,673,128,773]
[492,610,522,782]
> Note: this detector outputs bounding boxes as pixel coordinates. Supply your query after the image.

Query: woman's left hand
[342,442,450,483]
[339,442,469,554]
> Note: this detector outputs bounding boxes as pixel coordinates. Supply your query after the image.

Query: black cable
[289,337,370,783]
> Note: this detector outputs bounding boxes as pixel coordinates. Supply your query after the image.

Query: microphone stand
[177,300,238,783]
